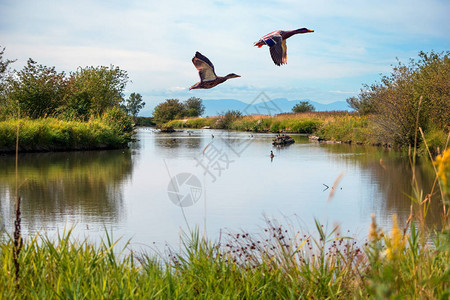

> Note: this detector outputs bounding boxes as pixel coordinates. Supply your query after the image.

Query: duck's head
[296,28,314,33]
[226,73,241,79]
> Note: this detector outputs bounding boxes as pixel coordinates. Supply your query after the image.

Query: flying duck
[189,52,241,90]
[254,28,314,66]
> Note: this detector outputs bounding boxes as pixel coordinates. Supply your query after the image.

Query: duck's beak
[307,29,314,33]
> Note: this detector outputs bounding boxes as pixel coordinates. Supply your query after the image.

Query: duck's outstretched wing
[192,52,217,82]
[267,35,285,66]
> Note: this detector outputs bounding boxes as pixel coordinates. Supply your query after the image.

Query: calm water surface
[0,128,442,250]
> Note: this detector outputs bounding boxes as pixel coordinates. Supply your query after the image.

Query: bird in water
[189,52,241,90]
[254,28,314,66]
[270,150,274,162]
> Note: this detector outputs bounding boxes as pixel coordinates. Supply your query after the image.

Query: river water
[0,128,442,250]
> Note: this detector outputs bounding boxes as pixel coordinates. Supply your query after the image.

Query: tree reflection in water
[0,150,133,233]
[322,143,443,230]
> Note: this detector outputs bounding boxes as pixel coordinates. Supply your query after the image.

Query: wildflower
[384,214,407,260]
[368,213,383,242]
[434,148,450,193]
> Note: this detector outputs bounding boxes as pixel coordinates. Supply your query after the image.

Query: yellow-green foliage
[316,115,373,142]
[0,113,133,152]
[227,115,322,133]
[166,119,184,128]
[420,128,449,157]
[364,215,449,298]
[185,117,213,128]
[166,118,215,129]
[349,51,450,147]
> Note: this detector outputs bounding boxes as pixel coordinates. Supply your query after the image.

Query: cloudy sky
[1,0,449,115]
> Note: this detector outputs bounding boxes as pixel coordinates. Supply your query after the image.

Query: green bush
[102,106,134,142]
[316,115,373,142]
[420,128,449,157]
[347,51,450,148]
[289,119,322,133]
[270,120,282,132]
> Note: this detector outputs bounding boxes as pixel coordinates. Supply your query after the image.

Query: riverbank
[167,112,330,134]
[165,112,448,155]
[0,114,134,153]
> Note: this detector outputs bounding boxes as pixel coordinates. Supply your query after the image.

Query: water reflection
[0,129,444,248]
[322,143,442,229]
[154,132,203,150]
[0,150,133,233]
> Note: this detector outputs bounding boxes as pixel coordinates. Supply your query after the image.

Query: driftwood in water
[159,126,176,133]
[272,135,295,146]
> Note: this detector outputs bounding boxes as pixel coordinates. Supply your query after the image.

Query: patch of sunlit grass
[0,116,133,153]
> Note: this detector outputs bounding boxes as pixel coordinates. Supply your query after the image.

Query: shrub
[292,101,315,113]
[215,110,242,129]
[348,51,450,148]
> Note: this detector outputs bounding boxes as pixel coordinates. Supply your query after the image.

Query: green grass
[0,116,134,153]
[315,115,373,143]
[1,216,448,299]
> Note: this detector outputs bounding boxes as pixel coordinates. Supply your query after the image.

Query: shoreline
[0,117,135,154]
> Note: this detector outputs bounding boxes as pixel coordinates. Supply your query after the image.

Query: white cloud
[169,86,187,92]
[1,0,448,105]
[329,90,356,94]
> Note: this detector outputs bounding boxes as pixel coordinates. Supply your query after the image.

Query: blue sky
[1,0,449,115]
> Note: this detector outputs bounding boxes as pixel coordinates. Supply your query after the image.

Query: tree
[7,59,67,118]
[184,97,205,117]
[346,85,377,115]
[0,46,15,84]
[352,50,449,147]
[63,65,129,119]
[122,92,145,118]
[216,110,242,129]
[292,101,315,113]
[153,99,185,124]
[413,51,450,129]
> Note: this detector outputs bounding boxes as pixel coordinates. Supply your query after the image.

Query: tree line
[0,46,145,121]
